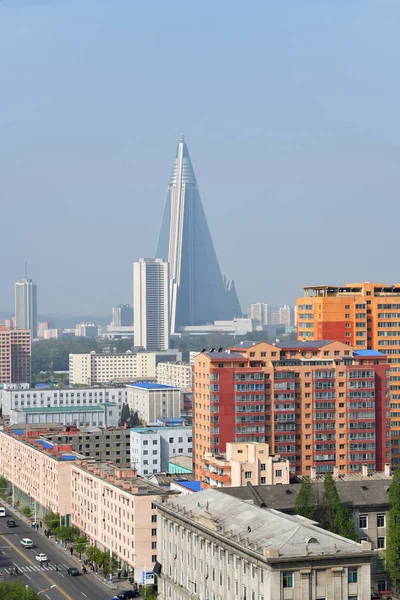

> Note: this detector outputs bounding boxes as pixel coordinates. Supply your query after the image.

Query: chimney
[362,464,368,478]
[385,463,391,477]
[310,466,317,481]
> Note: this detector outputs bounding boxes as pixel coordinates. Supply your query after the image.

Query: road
[0,506,114,600]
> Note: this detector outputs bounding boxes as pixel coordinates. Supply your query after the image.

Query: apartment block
[0,383,128,418]
[296,282,400,465]
[0,428,78,516]
[127,383,181,424]
[249,303,271,326]
[156,489,373,600]
[69,350,181,386]
[0,327,30,384]
[71,460,176,584]
[193,341,390,478]
[157,362,192,389]
[9,403,119,427]
[130,425,193,476]
[202,442,290,488]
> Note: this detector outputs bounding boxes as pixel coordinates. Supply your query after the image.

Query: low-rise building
[71,460,176,584]
[9,403,118,427]
[168,455,193,474]
[130,425,192,476]
[0,383,128,419]
[156,488,373,600]
[202,442,290,488]
[127,383,181,425]
[42,425,131,467]
[157,362,192,389]
[69,350,181,386]
[0,428,79,516]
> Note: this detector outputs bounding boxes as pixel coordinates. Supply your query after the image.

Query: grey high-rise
[15,278,37,339]
[156,136,241,333]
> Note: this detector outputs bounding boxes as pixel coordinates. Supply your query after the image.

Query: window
[151,529,157,536]
[260,463,266,471]
[377,537,385,549]
[169,438,174,443]
[244,471,252,479]
[377,514,385,528]
[143,440,148,446]
[282,572,293,588]
[348,567,358,584]
[275,470,282,477]
[261,477,266,484]
[359,515,368,529]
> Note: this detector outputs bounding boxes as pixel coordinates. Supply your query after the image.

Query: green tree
[85,545,104,566]
[74,535,88,559]
[54,526,79,543]
[119,403,130,426]
[22,506,32,518]
[294,476,315,520]
[101,552,120,577]
[43,511,64,532]
[130,409,141,427]
[387,468,400,588]
[315,472,357,540]
[0,580,39,599]
[0,476,8,496]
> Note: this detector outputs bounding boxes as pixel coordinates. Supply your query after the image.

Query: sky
[1,0,400,316]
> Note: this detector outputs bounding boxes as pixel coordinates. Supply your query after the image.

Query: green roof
[15,404,114,413]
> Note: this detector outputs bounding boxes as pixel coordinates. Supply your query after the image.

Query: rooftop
[149,472,196,486]
[203,352,246,360]
[130,426,192,434]
[2,429,81,462]
[162,489,370,560]
[353,350,386,357]
[168,455,193,470]
[127,382,180,390]
[13,403,116,413]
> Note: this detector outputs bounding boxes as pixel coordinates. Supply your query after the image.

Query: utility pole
[109,537,113,584]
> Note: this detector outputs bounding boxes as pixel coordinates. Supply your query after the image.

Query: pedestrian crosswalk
[1,563,70,575]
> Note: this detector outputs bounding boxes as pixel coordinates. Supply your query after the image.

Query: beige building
[69,351,157,385]
[127,383,181,424]
[0,428,78,515]
[156,489,373,600]
[0,327,31,384]
[71,460,176,584]
[157,362,192,389]
[202,442,290,488]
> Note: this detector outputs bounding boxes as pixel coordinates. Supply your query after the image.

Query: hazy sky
[1,1,400,316]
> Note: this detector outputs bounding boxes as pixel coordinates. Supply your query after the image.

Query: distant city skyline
[1,2,400,314]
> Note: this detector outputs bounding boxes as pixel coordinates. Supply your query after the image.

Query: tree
[85,545,104,566]
[54,526,79,543]
[387,468,400,588]
[22,506,32,518]
[101,552,120,577]
[74,535,88,559]
[0,580,39,600]
[119,403,130,427]
[294,476,315,520]
[130,409,141,427]
[43,511,64,533]
[315,472,357,541]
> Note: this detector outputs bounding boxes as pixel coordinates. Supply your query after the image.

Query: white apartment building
[9,403,118,427]
[278,304,295,326]
[71,460,176,584]
[0,383,128,418]
[157,489,373,600]
[133,258,170,351]
[75,322,98,338]
[249,302,271,326]
[69,350,181,386]
[15,278,38,338]
[127,383,181,424]
[157,362,192,389]
[130,426,193,476]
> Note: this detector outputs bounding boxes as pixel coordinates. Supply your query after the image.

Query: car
[67,567,80,576]
[21,538,34,548]
[113,591,140,599]
[35,553,48,562]
[0,507,6,517]
[6,519,16,527]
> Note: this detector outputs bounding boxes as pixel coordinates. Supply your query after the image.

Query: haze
[1,0,399,315]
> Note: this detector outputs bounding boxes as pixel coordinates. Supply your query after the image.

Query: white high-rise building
[133,258,169,351]
[15,278,37,338]
[279,304,295,326]
[249,302,271,326]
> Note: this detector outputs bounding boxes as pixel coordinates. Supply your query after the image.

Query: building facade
[279,304,295,326]
[112,304,133,327]
[69,350,181,386]
[296,283,400,466]
[127,383,181,424]
[193,341,390,478]
[133,258,170,351]
[156,136,241,334]
[37,322,55,338]
[156,489,373,600]
[0,383,128,418]
[71,460,176,584]
[75,322,97,338]
[9,403,119,427]
[202,442,290,488]
[130,425,192,476]
[15,278,37,339]
[0,327,31,384]
[249,303,271,326]
[157,362,192,389]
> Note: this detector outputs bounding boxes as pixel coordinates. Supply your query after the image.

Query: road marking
[24,574,31,580]
[45,595,50,600]
[81,593,87,597]
[0,533,74,600]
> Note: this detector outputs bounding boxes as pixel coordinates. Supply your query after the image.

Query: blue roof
[34,383,50,389]
[34,439,54,449]
[61,455,77,461]
[177,481,202,492]
[128,382,179,390]
[353,350,385,357]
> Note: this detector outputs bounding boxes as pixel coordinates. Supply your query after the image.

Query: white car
[35,553,48,562]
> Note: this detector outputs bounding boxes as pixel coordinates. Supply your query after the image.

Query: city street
[0,506,113,600]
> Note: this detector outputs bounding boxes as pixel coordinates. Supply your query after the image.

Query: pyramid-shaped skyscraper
[156,136,242,333]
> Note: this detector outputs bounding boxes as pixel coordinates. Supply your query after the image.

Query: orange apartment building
[0,327,31,384]
[296,283,400,465]
[193,341,390,478]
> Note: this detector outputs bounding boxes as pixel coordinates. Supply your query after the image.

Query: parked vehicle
[6,519,16,528]
[21,538,33,549]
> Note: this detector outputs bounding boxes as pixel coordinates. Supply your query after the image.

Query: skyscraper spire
[156,136,241,333]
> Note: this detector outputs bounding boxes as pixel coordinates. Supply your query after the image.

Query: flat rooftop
[127,382,179,390]
[130,426,192,434]
[13,403,116,413]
